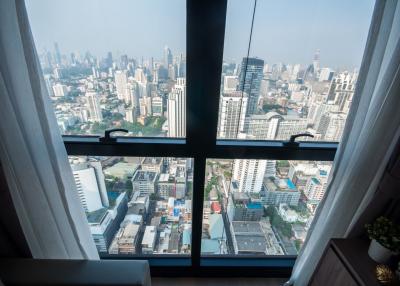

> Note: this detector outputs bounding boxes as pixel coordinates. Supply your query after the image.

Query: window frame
[62,0,338,277]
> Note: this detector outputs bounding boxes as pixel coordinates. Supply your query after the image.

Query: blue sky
[26,0,375,69]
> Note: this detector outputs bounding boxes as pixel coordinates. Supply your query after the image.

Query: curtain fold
[0,0,98,259]
[288,0,400,285]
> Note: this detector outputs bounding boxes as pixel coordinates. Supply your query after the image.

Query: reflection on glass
[26,0,186,137]
[217,0,374,142]
[202,159,331,255]
[69,156,193,255]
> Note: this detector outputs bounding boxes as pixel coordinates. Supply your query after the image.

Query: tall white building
[232,159,267,193]
[126,82,139,107]
[327,71,357,113]
[52,83,68,97]
[85,91,103,122]
[304,177,325,201]
[115,70,128,101]
[71,160,109,212]
[218,91,248,139]
[223,75,238,92]
[125,107,137,123]
[151,96,163,116]
[317,112,346,141]
[319,68,335,82]
[265,160,277,178]
[167,78,186,137]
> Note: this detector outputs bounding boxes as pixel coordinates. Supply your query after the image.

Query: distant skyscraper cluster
[39,42,186,137]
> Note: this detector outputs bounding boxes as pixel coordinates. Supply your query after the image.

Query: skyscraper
[114,70,128,102]
[54,42,61,65]
[71,159,109,212]
[313,49,320,72]
[164,46,173,67]
[218,91,248,139]
[237,57,264,116]
[167,78,186,137]
[85,91,103,122]
[223,75,238,92]
[232,159,267,193]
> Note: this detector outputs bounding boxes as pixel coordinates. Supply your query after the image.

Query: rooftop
[103,162,139,178]
[211,202,221,213]
[142,157,162,165]
[132,170,157,182]
[209,214,225,240]
[246,202,263,210]
[235,235,267,253]
[311,177,321,185]
[201,239,221,254]
[142,226,156,247]
[263,177,299,193]
[87,208,108,224]
[232,221,263,234]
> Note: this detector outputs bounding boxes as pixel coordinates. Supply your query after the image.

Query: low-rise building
[231,221,267,255]
[118,223,140,254]
[227,192,263,222]
[132,170,157,196]
[142,226,157,254]
[278,203,298,223]
[261,177,300,206]
[141,157,163,173]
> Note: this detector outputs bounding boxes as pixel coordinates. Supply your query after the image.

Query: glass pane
[69,156,193,255]
[218,0,375,141]
[202,159,331,255]
[26,0,186,137]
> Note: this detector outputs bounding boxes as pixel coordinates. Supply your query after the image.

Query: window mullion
[186,0,227,267]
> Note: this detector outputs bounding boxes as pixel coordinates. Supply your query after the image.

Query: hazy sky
[26,0,375,69]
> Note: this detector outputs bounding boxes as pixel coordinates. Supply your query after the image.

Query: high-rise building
[237,57,264,116]
[312,49,320,73]
[319,68,335,82]
[275,117,308,140]
[218,91,248,139]
[262,177,300,206]
[114,70,128,101]
[52,83,68,97]
[85,91,103,122]
[327,71,357,114]
[164,46,173,67]
[167,78,186,137]
[71,160,109,212]
[54,42,61,65]
[151,96,163,116]
[125,107,137,123]
[304,177,324,202]
[232,159,267,193]
[317,112,346,141]
[223,75,238,92]
[265,160,277,178]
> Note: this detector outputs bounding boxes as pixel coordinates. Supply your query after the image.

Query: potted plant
[365,216,400,263]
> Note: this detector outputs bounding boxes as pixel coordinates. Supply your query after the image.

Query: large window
[218,0,374,142]
[69,156,193,256]
[26,0,375,275]
[202,159,331,256]
[26,0,186,138]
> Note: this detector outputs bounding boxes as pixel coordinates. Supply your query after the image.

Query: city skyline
[26,0,374,68]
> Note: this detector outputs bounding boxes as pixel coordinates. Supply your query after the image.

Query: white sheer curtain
[289,0,400,285]
[0,0,99,259]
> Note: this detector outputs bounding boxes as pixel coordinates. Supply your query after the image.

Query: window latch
[283,133,314,148]
[99,128,128,143]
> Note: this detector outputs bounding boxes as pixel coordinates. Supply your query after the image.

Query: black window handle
[283,133,314,148]
[99,128,129,143]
